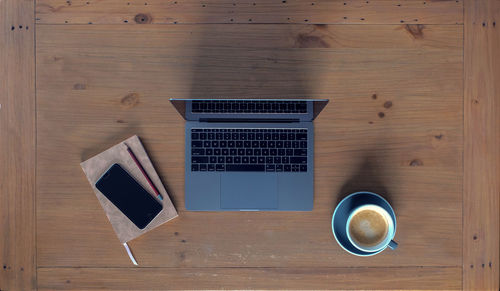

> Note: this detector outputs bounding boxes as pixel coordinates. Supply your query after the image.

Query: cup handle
[388,240,398,250]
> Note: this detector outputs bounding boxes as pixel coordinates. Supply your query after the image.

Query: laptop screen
[170,99,329,121]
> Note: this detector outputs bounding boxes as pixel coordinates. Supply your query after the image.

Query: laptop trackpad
[221,173,278,209]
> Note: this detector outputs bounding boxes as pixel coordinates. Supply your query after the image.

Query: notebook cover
[80,135,178,243]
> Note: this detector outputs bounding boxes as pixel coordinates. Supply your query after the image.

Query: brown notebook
[80,135,178,244]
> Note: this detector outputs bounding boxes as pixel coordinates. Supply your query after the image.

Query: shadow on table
[337,154,393,206]
[186,17,317,99]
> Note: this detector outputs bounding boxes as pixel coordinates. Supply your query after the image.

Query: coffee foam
[348,209,388,247]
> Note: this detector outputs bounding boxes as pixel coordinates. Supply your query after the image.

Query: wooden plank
[36,24,463,275]
[0,0,36,289]
[35,0,463,25]
[37,266,462,290]
[463,0,500,289]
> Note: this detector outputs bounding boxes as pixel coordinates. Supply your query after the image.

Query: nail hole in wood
[409,159,423,167]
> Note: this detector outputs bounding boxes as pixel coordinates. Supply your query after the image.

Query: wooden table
[1,0,499,289]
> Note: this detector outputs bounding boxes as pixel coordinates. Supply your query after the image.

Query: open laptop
[171,99,328,211]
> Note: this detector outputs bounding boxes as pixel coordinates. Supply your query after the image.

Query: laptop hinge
[199,118,301,123]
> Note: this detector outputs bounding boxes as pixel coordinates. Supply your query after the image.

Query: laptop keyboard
[191,128,308,172]
[191,100,307,114]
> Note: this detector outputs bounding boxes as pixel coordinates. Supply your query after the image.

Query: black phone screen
[95,163,163,229]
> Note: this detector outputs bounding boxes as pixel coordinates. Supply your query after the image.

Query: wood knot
[295,33,330,48]
[405,24,425,39]
[378,112,385,118]
[73,83,87,90]
[121,92,140,108]
[409,159,423,167]
[134,13,152,24]
[383,101,393,109]
[371,94,377,100]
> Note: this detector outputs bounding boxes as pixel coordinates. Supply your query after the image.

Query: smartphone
[95,163,163,229]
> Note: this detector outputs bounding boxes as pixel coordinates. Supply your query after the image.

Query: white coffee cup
[345,204,397,253]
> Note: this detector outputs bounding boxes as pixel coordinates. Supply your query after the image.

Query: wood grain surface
[37,267,462,290]
[0,0,36,289]
[35,23,463,289]
[463,0,500,289]
[0,0,495,288]
[35,0,463,25]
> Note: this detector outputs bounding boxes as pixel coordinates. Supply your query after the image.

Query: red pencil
[124,143,163,201]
